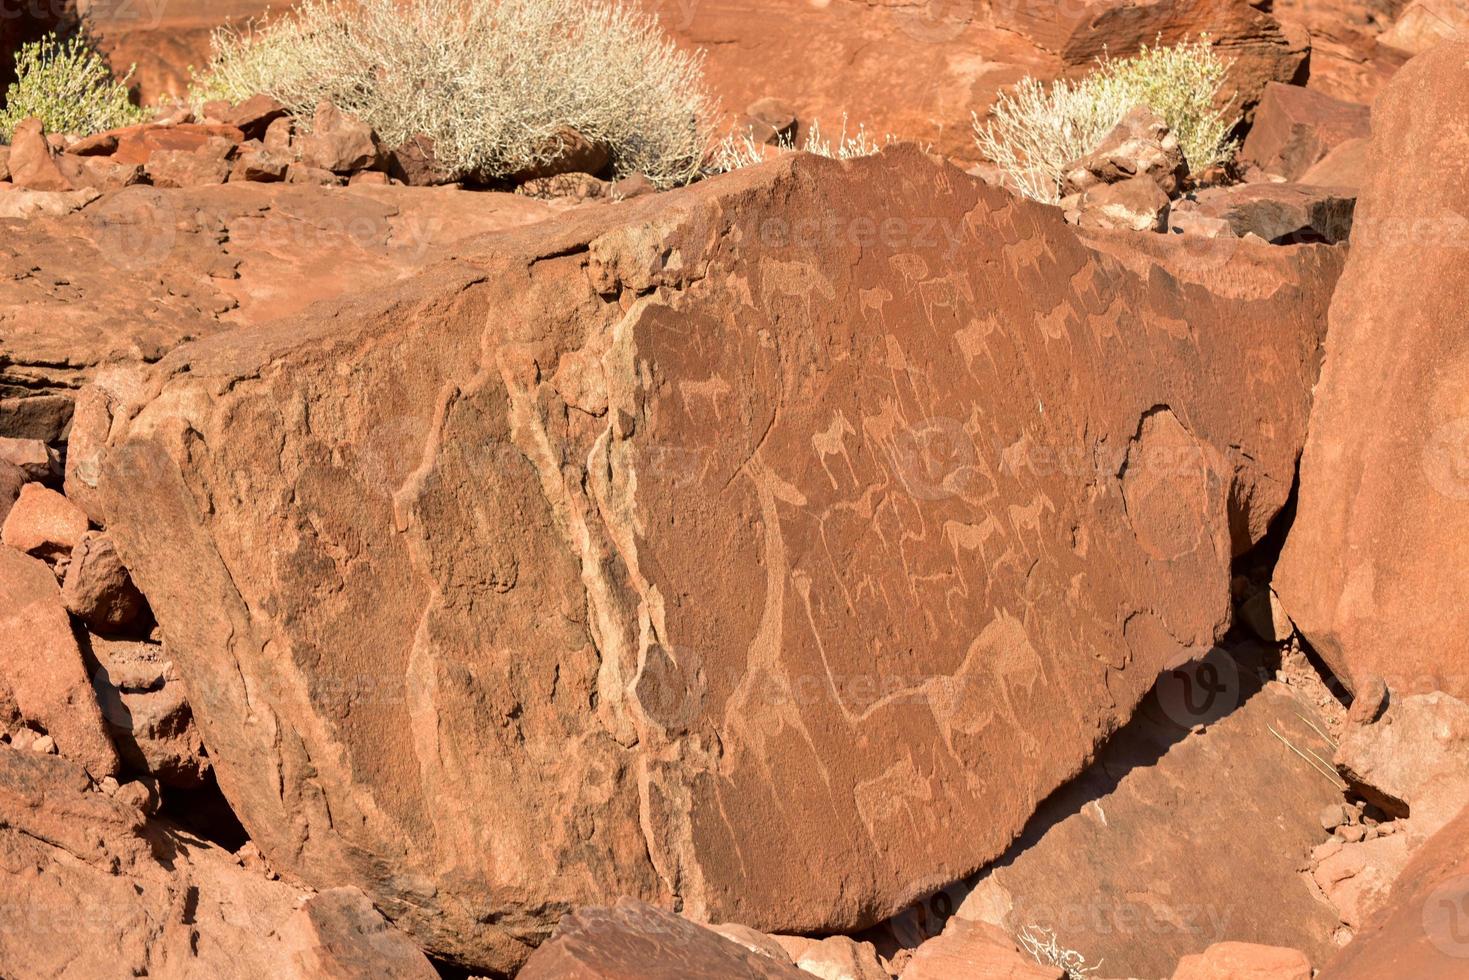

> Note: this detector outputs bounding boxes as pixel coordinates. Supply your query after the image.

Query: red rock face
[1273,42,1469,700]
[89,148,1341,973]
[84,0,282,104]
[637,0,1060,160]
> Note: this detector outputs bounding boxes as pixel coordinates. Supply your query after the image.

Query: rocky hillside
[0,3,1466,980]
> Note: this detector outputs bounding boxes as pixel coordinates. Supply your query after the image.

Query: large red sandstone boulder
[87,147,1342,973]
[1273,41,1469,699]
[0,748,437,978]
[1319,801,1469,979]
[0,546,119,778]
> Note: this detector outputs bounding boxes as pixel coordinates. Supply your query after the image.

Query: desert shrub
[190,0,714,187]
[974,38,1237,204]
[712,116,895,171]
[0,33,146,142]
[1018,925,1102,980]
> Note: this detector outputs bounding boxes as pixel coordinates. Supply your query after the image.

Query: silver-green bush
[0,33,146,142]
[191,0,715,187]
[974,38,1238,204]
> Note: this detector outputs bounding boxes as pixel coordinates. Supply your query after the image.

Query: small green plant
[190,0,714,187]
[712,115,895,172]
[0,33,146,142]
[1018,925,1103,980]
[974,37,1237,204]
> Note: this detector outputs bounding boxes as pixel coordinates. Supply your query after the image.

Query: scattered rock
[0,462,23,525]
[221,94,289,139]
[791,936,889,980]
[1186,182,1356,243]
[1171,941,1311,979]
[1062,105,1187,196]
[0,546,118,777]
[87,635,210,789]
[710,924,795,963]
[61,530,150,631]
[1297,137,1368,190]
[0,749,432,978]
[743,96,799,145]
[110,122,246,166]
[1378,0,1469,55]
[1317,801,1469,978]
[516,899,807,979]
[0,186,102,218]
[1273,41,1469,701]
[230,141,288,182]
[0,436,58,482]
[1334,692,1469,831]
[7,118,73,192]
[299,102,383,174]
[1077,174,1172,231]
[1,482,89,557]
[1240,82,1371,180]
[66,131,120,156]
[145,138,237,188]
[509,126,612,183]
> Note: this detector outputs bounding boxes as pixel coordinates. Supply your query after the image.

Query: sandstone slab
[948,645,1344,977]
[1240,82,1371,181]
[1186,182,1357,243]
[0,183,558,441]
[90,148,1342,973]
[1319,802,1469,979]
[0,748,436,979]
[517,898,807,979]
[1273,41,1469,699]
[0,546,118,777]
